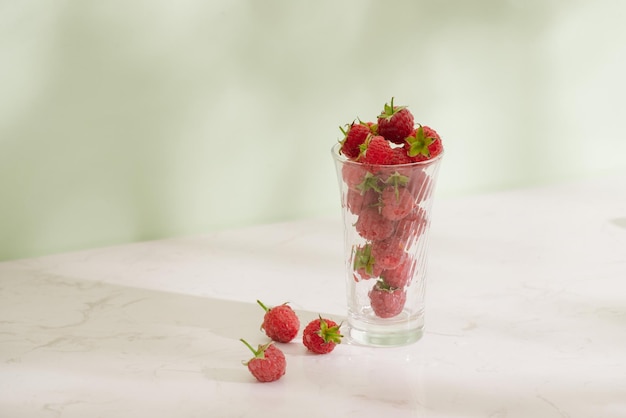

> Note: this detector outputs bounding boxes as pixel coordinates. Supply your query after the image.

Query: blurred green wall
[1,0,625,261]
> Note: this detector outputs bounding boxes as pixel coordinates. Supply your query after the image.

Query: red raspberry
[368,281,407,318]
[302,317,343,354]
[389,147,411,165]
[370,236,405,270]
[346,188,379,215]
[377,98,415,144]
[240,339,286,382]
[355,171,383,194]
[346,171,383,215]
[362,135,394,165]
[405,125,444,161]
[340,122,373,160]
[408,168,432,204]
[352,243,383,281]
[395,207,428,243]
[381,257,414,289]
[257,300,300,343]
[426,137,444,159]
[354,263,384,281]
[380,186,416,221]
[341,163,368,190]
[355,207,395,241]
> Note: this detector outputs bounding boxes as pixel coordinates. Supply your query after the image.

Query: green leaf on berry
[384,172,409,201]
[316,316,343,345]
[406,125,435,158]
[379,97,406,121]
[376,278,396,291]
[353,243,376,275]
[385,172,409,188]
[356,171,382,194]
[357,118,378,135]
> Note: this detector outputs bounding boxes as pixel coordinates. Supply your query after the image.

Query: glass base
[345,312,424,347]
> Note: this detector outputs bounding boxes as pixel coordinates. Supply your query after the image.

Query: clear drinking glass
[331,143,443,347]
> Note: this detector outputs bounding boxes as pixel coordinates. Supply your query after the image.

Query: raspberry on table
[257,300,300,343]
[302,317,343,354]
[240,339,286,382]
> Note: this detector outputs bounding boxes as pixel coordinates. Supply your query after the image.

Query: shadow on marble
[0,270,346,386]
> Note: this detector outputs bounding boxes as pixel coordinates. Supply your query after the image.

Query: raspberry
[380,186,415,221]
[395,207,428,243]
[408,169,432,204]
[354,263,384,281]
[257,300,300,343]
[240,340,286,382]
[381,257,414,289]
[340,122,373,159]
[405,125,444,161]
[346,188,379,215]
[341,163,368,190]
[377,98,415,144]
[355,207,395,241]
[368,281,407,318]
[426,137,444,159]
[389,146,411,165]
[355,171,383,194]
[352,243,383,281]
[362,135,394,165]
[370,236,405,270]
[347,171,383,215]
[302,317,343,354]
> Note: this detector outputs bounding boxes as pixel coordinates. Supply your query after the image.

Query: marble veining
[1,175,626,417]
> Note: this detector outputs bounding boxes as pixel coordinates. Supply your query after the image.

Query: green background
[1,0,625,261]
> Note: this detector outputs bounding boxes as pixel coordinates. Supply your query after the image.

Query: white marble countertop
[1,174,626,417]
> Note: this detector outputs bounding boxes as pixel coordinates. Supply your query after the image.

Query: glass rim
[330,142,444,168]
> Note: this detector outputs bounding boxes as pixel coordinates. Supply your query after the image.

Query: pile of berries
[336,98,444,319]
[338,97,443,165]
[241,300,342,383]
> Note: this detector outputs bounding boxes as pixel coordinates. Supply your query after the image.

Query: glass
[331,143,443,347]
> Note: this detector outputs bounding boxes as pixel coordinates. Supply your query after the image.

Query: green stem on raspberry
[356,171,383,194]
[240,338,257,355]
[256,299,270,312]
[384,172,409,201]
[240,338,271,362]
[353,243,376,275]
[317,316,343,344]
